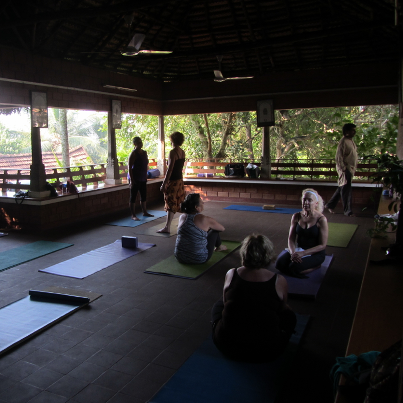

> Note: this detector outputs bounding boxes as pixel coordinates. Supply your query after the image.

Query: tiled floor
[0,200,375,403]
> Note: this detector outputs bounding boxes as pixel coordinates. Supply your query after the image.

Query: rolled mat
[150,314,310,403]
[145,241,240,279]
[0,241,73,272]
[224,205,300,214]
[327,222,358,247]
[39,240,155,279]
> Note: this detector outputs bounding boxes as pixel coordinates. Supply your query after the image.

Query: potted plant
[365,153,403,260]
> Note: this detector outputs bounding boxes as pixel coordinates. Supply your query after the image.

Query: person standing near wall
[128,137,154,221]
[325,123,358,217]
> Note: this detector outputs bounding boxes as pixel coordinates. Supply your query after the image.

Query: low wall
[183,178,381,209]
[0,180,163,231]
[0,178,381,231]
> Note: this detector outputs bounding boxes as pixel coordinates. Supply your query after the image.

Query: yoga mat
[271,251,333,299]
[224,205,300,214]
[0,288,101,356]
[39,240,155,279]
[145,241,240,279]
[0,241,73,272]
[137,218,179,237]
[327,222,358,247]
[150,314,309,403]
[105,210,167,227]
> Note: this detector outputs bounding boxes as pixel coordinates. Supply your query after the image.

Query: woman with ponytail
[275,188,328,278]
[174,193,227,264]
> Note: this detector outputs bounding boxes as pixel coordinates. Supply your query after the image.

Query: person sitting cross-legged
[174,193,227,264]
[211,234,296,362]
[275,188,328,278]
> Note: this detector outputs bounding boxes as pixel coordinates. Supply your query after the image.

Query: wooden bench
[184,160,378,182]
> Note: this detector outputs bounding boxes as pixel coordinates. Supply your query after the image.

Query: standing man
[325,123,358,217]
[128,137,154,221]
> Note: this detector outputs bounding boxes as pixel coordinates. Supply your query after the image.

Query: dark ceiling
[0,0,399,82]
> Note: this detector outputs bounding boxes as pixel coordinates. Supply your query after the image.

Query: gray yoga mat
[105,210,166,227]
[39,240,155,279]
[0,289,101,356]
[136,218,179,237]
[271,251,333,299]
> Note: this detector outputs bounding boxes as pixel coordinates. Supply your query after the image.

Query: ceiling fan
[121,33,173,57]
[81,33,172,57]
[214,55,254,82]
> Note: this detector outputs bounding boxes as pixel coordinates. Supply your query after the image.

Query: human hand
[290,251,304,263]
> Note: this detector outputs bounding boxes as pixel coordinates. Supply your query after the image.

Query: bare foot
[157,227,170,233]
[347,212,355,217]
[327,208,335,214]
[143,213,154,217]
[131,216,140,221]
[215,245,228,252]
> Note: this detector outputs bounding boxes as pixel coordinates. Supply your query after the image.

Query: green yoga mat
[327,223,358,247]
[0,241,73,272]
[145,241,240,279]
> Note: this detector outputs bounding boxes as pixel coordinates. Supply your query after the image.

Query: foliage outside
[0,105,399,167]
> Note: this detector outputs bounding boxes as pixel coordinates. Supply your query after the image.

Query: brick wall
[183,180,380,210]
[0,182,163,231]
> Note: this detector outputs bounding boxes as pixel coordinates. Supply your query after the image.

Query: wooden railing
[184,159,378,181]
[0,160,159,192]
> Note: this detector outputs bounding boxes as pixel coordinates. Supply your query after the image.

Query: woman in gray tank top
[175,193,227,264]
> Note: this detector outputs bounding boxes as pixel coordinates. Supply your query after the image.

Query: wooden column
[105,111,122,185]
[157,115,166,175]
[29,126,49,197]
[260,126,271,179]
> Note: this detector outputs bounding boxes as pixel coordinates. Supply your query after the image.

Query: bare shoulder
[317,214,328,226]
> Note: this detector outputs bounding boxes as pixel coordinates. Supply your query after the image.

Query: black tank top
[296,215,324,250]
[170,149,185,181]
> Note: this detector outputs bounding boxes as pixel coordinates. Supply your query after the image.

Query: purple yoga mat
[270,250,333,299]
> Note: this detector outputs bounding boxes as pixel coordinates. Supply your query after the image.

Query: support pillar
[29,127,50,198]
[260,126,271,179]
[157,115,166,175]
[105,111,122,185]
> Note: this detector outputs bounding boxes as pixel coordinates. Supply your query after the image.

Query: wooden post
[260,126,271,179]
[29,126,50,197]
[105,110,122,185]
[158,115,166,175]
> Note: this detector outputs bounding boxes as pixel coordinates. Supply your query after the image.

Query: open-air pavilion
[0,1,402,402]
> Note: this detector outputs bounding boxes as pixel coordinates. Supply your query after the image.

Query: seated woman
[276,188,328,278]
[211,234,296,362]
[174,193,227,264]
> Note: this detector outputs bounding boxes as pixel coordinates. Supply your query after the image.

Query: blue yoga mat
[105,210,167,227]
[224,205,300,214]
[150,314,309,403]
[0,241,73,272]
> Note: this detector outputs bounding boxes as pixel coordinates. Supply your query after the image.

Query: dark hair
[240,234,275,269]
[180,193,200,214]
[343,123,356,135]
[170,131,185,146]
[133,136,142,146]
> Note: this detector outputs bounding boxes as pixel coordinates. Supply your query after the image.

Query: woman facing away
[174,193,227,264]
[157,131,186,233]
[275,188,328,278]
[127,136,154,221]
[212,234,296,362]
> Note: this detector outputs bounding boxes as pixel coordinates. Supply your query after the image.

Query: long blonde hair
[301,188,324,213]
